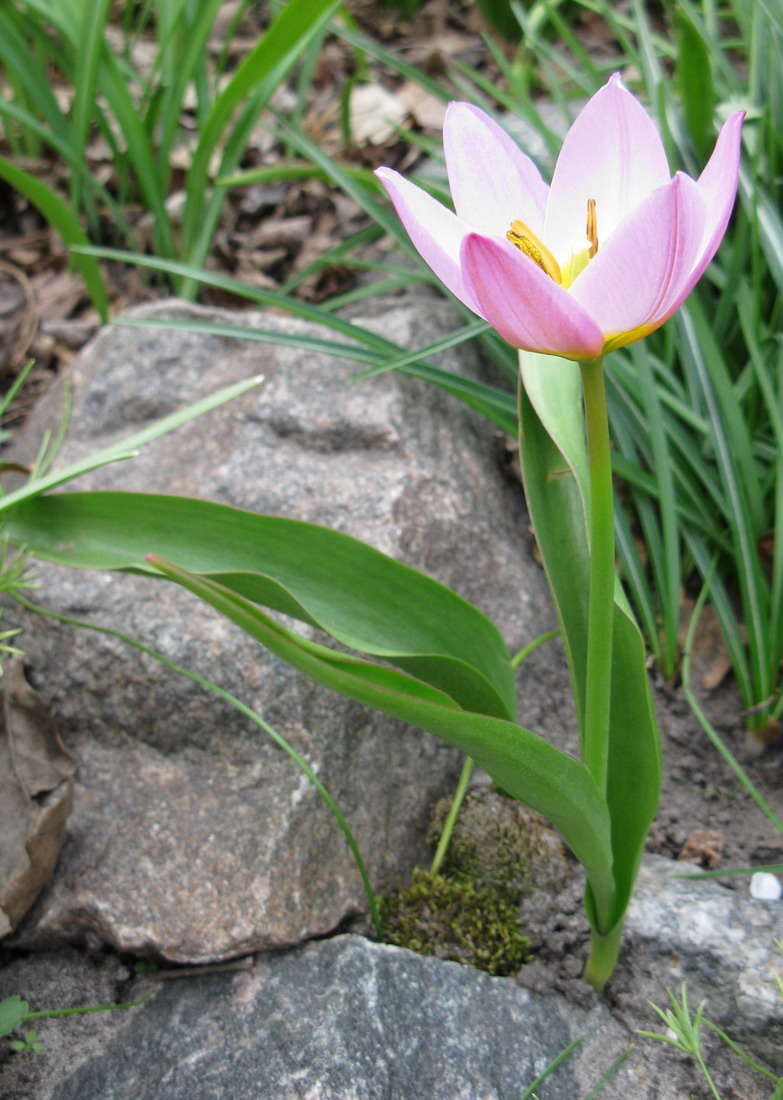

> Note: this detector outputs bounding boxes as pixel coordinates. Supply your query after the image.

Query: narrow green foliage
[518,1035,585,1100]
[1,0,339,299]
[681,570,783,838]
[639,982,783,1099]
[638,985,722,1100]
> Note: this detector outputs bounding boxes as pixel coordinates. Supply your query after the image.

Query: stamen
[506,219,562,284]
[586,199,598,258]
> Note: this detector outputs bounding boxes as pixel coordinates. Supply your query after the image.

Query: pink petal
[635,113,743,333]
[375,167,484,315]
[443,102,549,238]
[687,111,745,287]
[544,75,671,262]
[461,234,605,359]
[569,174,707,348]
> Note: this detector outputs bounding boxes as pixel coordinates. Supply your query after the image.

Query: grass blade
[0,156,107,320]
[69,0,112,213]
[179,0,342,287]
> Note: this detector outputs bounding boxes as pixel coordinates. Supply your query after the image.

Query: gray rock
[0,932,772,1100]
[0,946,130,1100]
[620,855,783,1071]
[5,300,565,963]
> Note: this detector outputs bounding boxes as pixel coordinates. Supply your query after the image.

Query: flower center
[506,199,599,288]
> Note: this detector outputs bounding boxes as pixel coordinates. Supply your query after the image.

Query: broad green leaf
[146,556,618,932]
[2,491,516,721]
[677,304,771,703]
[519,352,661,926]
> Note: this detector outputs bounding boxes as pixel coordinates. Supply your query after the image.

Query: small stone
[750,872,783,900]
[677,829,725,869]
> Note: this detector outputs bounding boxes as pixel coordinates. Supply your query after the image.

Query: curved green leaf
[3,491,516,721]
[148,555,617,930]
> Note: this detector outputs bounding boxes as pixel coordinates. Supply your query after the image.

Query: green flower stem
[429,755,473,876]
[582,917,623,994]
[580,355,620,991]
[579,356,614,796]
[510,627,560,669]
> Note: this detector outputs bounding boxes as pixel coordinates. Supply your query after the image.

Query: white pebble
[750,872,783,900]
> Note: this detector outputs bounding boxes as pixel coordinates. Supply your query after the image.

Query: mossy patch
[379,869,530,977]
[379,790,568,976]
[427,789,568,898]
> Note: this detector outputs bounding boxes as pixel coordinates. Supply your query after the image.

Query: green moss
[379,869,530,977]
[427,790,568,900]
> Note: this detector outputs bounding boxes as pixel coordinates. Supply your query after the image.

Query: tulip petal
[570,174,706,350]
[375,167,484,315]
[461,234,605,360]
[444,102,549,238]
[544,75,671,262]
[635,113,743,334]
[689,111,744,283]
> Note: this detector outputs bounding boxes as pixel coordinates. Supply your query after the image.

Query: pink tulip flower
[376,75,744,361]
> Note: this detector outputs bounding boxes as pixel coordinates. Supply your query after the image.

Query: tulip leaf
[519,351,661,927]
[145,554,617,927]
[1,491,516,722]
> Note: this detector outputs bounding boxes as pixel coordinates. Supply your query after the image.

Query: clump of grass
[0,0,340,308]
[638,981,783,1100]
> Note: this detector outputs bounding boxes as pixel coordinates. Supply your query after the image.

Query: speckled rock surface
[3,299,566,963]
[619,855,783,1071]
[0,924,775,1100]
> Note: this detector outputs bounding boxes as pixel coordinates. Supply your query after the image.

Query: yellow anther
[586,198,598,258]
[506,219,562,284]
